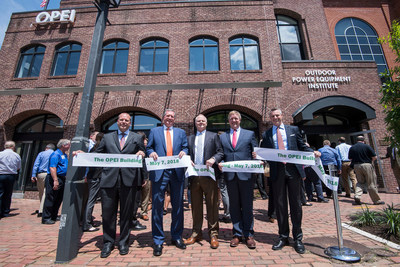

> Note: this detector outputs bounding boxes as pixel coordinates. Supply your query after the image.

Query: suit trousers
[140,180,151,216]
[189,176,219,238]
[341,162,357,195]
[83,177,101,230]
[151,170,185,245]
[36,172,47,213]
[218,177,230,218]
[272,163,303,241]
[101,179,137,247]
[42,174,65,222]
[354,163,381,203]
[0,174,16,216]
[226,175,255,238]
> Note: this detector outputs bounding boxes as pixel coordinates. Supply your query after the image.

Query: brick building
[0,0,399,196]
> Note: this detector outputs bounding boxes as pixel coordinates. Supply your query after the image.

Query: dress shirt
[47,149,69,177]
[230,127,241,145]
[0,149,21,175]
[31,149,54,176]
[336,143,351,162]
[164,125,174,148]
[318,145,342,169]
[118,130,129,143]
[88,139,96,152]
[195,130,205,164]
[272,124,288,150]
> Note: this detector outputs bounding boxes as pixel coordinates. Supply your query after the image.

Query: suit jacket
[260,125,312,182]
[187,131,224,177]
[219,128,258,181]
[95,131,145,188]
[146,126,189,182]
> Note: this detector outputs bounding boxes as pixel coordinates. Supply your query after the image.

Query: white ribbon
[311,158,339,191]
[72,153,143,168]
[254,147,315,165]
[221,160,264,173]
[145,155,192,171]
[185,165,216,180]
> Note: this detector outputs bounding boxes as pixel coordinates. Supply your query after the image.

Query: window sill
[11,77,39,81]
[48,75,77,79]
[98,73,127,77]
[231,70,262,73]
[136,72,168,76]
[188,71,220,75]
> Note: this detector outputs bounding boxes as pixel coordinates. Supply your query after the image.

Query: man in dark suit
[184,114,224,249]
[260,108,319,254]
[218,110,258,249]
[146,109,189,256]
[94,113,146,258]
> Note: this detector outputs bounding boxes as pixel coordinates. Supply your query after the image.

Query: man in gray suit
[184,114,224,249]
[94,113,146,258]
[218,110,258,249]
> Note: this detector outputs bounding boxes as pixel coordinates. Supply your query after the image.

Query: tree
[379,20,400,150]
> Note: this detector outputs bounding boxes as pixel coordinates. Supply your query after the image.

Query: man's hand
[206,157,215,168]
[142,179,148,187]
[136,150,145,158]
[178,151,186,159]
[314,151,321,157]
[53,179,59,190]
[252,151,258,159]
[72,150,85,157]
[218,163,223,171]
[150,152,158,161]
[31,177,37,183]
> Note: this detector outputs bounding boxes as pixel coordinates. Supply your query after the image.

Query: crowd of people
[0,108,395,258]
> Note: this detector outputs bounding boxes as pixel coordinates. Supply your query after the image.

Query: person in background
[336,137,357,198]
[318,140,341,198]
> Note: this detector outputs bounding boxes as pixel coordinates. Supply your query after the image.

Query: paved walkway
[0,192,400,266]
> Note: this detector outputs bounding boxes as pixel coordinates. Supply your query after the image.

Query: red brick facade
[0,0,399,194]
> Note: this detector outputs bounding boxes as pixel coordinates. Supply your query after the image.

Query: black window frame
[189,36,220,71]
[51,42,82,76]
[229,36,261,71]
[276,15,305,60]
[100,40,130,74]
[14,45,46,78]
[138,38,169,73]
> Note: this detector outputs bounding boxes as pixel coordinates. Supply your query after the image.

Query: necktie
[120,132,125,149]
[195,133,203,165]
[166,128,173,156]
[232,129,237,148]
[277,127,286,164]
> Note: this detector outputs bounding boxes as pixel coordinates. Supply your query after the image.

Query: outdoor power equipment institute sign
[292,69,351,92]
[35,9,76,25]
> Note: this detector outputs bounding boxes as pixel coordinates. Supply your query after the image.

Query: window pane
[338,45,349,53]
[100,50,114,74]
[139,49,154,72]
[66,51,80,75]
[341,55,351,60]
[277,15,297,25]
[230,38,242,45]
[349,45,360,54]
[204,46,219,71]
[352,55,362,60]
[346,36,357,44]
[190,46,203,71]
[71,44,81,50]
[243,38,257,44]
[44,116,63,132]
[154,48,168,72]
[230,46,244,70]
[377,64,387,74]
[17,55,33,78]
[190,39,203,46]
[58,45,69,52]
[117,42,129,48]
[375,55,385,65]
[345,27,355,35]
[204,39,217,45]
[282,44,302,60]
[156,40,168,47]
[360,45,371,54]
[358,36,368,44]
[244,46,260,69]
[335,18,352,35]
[355,28,365,35]
[363,54,373,60]
[133,115,160,130]
[352,19,375,35]
[115,49,128,73]
[104,42,116,49]
[279,26,299,43]
[142,41,154,47]
[371,45,382,54]
[368,37,378,44]
[336,36,346,44]
[53,53,68,75]
[31,55,44,77]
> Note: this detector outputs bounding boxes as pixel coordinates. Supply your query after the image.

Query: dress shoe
[171,239,186,249]
[42,219,55,224]
[230,236,241,247]
[132,221,147,231]
[100,243,114,258]
[141,214,149,221]
[374,200,385,205]
[37,212,42,218]
[86,226,99,232]
[309,198,317,202]
[345,194,351,198]
[210,236,219,249]
[317,198,329,203]
[118,244,129,255]
[272,239,289,250]
[302,202,312,206]
[353,198,362,205]
[153,244,163,256]
[245,236,256,249]
[294,240,305,254]
[184,235,202,245]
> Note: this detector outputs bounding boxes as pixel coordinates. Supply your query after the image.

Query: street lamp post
[55,0,121,263]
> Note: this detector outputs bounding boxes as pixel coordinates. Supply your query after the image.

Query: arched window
[229,36,261,70]
[100,40,129,74]
[335,18,388,76]
[14,45,46,78]
[276,15,304,60]
[139,39,169,72]
[189,37,219,71]
[101,112,161,137]
[51,43,82,76]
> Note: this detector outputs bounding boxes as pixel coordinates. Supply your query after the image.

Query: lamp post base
[324,246,361,262]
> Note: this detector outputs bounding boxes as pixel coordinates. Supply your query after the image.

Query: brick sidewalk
[0,192,399,266]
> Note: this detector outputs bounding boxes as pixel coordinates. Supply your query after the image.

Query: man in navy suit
[146,109,189,256]
[94,113,146,258]
[218,110,258,249]
[260,108,320,254]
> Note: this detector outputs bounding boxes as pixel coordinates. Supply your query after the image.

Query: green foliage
[351,205,380,226]
[382,204,400,238]
[379,20,400,149]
